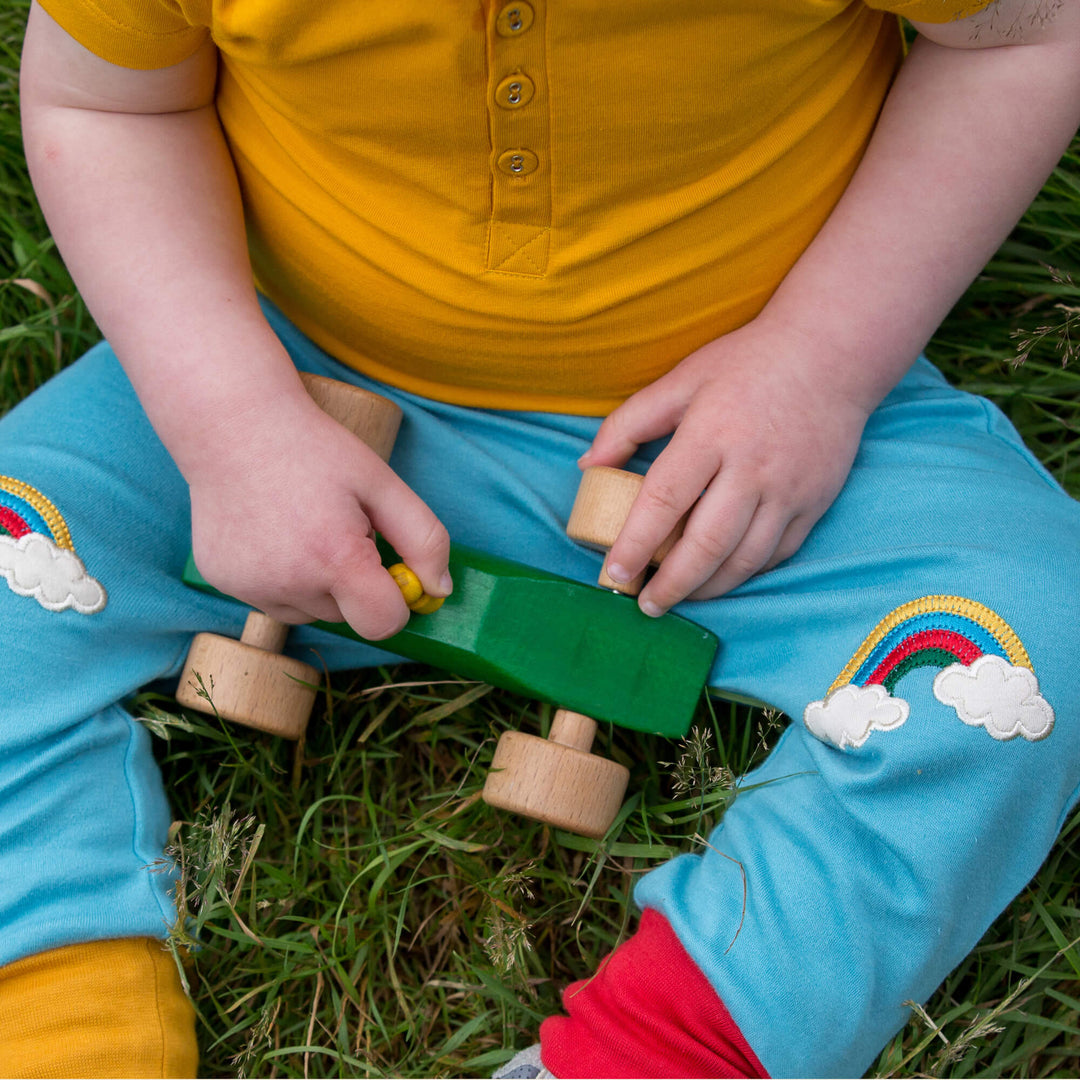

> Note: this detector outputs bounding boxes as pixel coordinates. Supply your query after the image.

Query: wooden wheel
[177,377,403,737]
[176,612,320,738]
[567,465,684,592]
[483,710,629,838]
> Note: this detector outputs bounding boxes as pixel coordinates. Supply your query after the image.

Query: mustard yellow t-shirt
[36,0,990,414]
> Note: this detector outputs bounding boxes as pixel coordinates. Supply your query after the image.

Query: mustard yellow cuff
[35,0,208,70]
[0,938,198,1078]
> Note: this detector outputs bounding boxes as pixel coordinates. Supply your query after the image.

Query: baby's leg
[247,315,1078,1079]
[488,359,1079,1078]
[0,345,203,1073]
[0,307,606,1074]
[0,339,393,1075]
[0,940,197,1077]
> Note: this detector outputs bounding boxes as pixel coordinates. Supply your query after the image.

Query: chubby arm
[20,2,450,637]
[588,0,1080,616]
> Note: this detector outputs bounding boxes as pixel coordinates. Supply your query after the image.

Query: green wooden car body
[183,542,718,739]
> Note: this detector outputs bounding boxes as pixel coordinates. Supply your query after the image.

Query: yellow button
[496,149,539,177]
[495,74,535,110]
[496,3,534,36]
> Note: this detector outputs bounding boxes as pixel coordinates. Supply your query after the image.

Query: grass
[2,2,1079,1076]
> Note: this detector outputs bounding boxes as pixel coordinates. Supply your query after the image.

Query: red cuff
[539,908,768,1079]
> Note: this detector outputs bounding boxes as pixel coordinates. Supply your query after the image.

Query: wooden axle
[482,465,689,837]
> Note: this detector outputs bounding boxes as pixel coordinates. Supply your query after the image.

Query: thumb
[366,473,453,600]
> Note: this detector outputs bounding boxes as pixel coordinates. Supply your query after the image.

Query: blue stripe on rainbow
[0,490,51,538]
[851,613,1007,686]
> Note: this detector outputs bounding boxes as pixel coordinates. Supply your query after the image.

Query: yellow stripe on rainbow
[0,475,72,550]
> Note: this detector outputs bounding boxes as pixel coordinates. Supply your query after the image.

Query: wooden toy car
[178,377,718,837]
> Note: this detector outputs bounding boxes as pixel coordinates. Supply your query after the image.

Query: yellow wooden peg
[388,563,445,614]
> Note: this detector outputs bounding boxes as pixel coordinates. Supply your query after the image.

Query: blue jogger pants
[2,299,1077,1077]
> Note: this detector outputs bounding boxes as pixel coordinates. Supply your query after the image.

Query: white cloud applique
[933,654,1054,742]
[803,683,910,750]
[0,531,107,614]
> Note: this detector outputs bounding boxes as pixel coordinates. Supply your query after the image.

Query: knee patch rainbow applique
[0,475,106,615]
[804,596,1053,749]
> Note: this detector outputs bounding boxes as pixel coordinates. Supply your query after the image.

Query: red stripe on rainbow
[865,628,983,686]
[0,505,31,539]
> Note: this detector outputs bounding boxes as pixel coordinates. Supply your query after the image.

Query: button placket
[485,0,549,276]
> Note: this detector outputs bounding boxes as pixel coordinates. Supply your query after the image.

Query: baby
[5,0,1080,1075]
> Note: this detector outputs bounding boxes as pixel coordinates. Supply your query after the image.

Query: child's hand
[581,320,871,616]
[186,387,451,641]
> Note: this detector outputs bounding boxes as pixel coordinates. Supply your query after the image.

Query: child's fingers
[635,477,766,613]
[327,529,413,641]
[364,469,453,600]
[257,597,346,626]
[678,513,818,605]
[676,507,786,607]
[580,378,685,468]
[603,435,721,593]
[760,516,815,574]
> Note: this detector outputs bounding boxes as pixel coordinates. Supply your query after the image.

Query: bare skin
[589,0,1080,615]
[18,0,1080,634]
[19,5,451,640]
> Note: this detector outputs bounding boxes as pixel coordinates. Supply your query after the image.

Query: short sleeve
[862,0,995,23]
[35,0,210,69]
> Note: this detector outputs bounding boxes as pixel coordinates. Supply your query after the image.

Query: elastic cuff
[540,908,767,1079]
[0,938,198,1078]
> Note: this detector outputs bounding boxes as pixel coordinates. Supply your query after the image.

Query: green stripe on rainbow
[0,475,72,549]
[828,595,1031,697]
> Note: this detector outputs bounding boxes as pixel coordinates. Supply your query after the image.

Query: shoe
[493,1044,555,1079]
